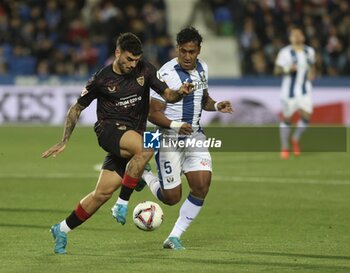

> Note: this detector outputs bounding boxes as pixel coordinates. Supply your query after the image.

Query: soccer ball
[133,201,163,231]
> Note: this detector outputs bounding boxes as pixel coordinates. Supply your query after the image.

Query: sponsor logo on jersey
[136,76,145,86]
[115,95,142,107]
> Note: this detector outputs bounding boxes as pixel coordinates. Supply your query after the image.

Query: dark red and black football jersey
[78,60,167,132]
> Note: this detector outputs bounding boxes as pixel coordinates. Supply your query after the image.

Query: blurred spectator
[237,0,350,76]
[0,0,172,76]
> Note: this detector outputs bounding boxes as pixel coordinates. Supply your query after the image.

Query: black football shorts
[94,121,132,177]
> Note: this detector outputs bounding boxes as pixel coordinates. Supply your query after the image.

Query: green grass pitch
[0,126,349,273]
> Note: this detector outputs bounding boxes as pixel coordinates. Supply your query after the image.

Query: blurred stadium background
[0,0,349,125]
[1,1,350,273]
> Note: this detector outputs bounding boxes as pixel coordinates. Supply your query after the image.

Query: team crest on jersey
[136,76,145,86]
[107,86,117,93]
[199,71,206,82]
[166,176,174,183]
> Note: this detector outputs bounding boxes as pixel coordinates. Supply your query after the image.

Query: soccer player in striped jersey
[141,27,233,249]
[274,27,316,159]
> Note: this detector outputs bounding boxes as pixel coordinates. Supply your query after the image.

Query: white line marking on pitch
[213,176,350,186]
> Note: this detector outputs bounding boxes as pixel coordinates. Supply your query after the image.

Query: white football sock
[292,119,309,141]
[116,197,128,205]
[59,220,71,233]
[168,194,203,239]
[142,170,161,199]
[280,122,291,149]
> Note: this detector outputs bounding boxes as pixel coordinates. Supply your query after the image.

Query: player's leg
[280,99,296,159]
[112,130,154,224]
[142,150,183,205]
[164,151,212,250]
[51,168,122,254]
[291,98,313,156]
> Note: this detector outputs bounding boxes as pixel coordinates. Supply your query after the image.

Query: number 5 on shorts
[164,161,172,174]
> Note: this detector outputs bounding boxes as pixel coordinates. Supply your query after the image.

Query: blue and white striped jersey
[275,45,315,99]
[151,58,209,132]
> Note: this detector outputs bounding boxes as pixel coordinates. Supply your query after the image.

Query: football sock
[142,171,163,201]
[118,185,134,202]
[168,193,204,239]
[116,197,128,205]
[280,121,291,149]
[64,203,91,232]
[292,118,309,141]
[118,173,139,202]
[121,173,139,189]
[59,220,71,233]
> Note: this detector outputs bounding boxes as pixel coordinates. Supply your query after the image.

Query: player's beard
[115,59,134,74]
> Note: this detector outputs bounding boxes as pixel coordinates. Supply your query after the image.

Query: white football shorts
[155,131,212,190]
[281,95,313,118]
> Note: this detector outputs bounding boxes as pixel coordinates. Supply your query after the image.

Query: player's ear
[115,49,121,58]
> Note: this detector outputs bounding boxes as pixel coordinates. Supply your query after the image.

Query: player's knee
[162,193,181,206]
[92,189,113,203]
[133,150,154,164]
[192,183,210,199]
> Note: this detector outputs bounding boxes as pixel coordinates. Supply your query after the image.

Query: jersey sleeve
[147,62,168,95]
[275,48,291,68]
[77,73,99,107]
[150,89,166,103]
[308,47,316,65]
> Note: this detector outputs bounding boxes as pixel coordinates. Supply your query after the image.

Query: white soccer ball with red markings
[133,201,163,231]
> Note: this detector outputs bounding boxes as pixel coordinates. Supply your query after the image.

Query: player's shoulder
[278,45,293,54]
[196,58,208,70]
[159,58,178,74]
[87,64,112,84]
[158,58,181,82]
[137,59,156,72]
[304,45,315,54]
[94,64,113,78]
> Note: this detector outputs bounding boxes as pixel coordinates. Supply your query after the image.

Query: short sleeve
[77,73,99,107]
[308,47,316,65]
[150,89,166,103]
[275,48,291,68]
[147,63,168,95]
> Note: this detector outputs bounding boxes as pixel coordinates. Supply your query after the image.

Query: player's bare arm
[149,98,193,135]
[42,102,86,158]
[202,89,233,113]
[274,63,297,76]
[161,83,193,103]
[307,64,316,81]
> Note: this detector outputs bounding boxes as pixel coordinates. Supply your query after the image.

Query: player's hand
[178,82,194,96]
[179,123,193,135]
[217,101,234,113]
[290,63,297,73]
[42,142,66,158]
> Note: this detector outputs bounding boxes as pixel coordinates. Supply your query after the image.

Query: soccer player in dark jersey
[42,33,192,254]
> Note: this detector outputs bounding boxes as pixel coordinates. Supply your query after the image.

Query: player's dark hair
[116,33,143,55]
[176,27,203,46]
[288,25,304,35]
